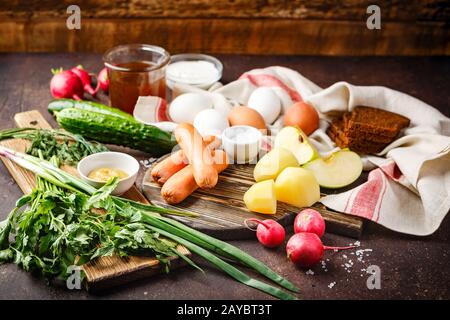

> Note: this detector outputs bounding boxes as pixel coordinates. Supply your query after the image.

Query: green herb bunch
[0,128,108,165]
[0,157,179,280]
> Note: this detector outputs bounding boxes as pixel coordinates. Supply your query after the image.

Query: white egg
[169,93,213,124]
[270,86,294,114]
[247,87,281,124]
[193,109,229,138]
[210,93,233,119]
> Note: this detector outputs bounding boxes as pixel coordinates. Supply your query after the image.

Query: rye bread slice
[329,118,394,145]
[344,106,410,138]
[328,127,385,153]
[327,120,387,151]
[333,135,385,154]
[343,113,396,139]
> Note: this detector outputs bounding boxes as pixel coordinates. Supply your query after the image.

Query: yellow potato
[253,147,299,182]
[275,167,320,208]
[243,179,277,214]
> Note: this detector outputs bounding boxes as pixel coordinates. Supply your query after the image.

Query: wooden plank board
[2,0,447,21]
[0,110,189,292]
[0,19,448,56]
[142,159,364,240]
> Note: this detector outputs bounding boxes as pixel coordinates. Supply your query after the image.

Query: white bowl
[221,125,262,164]
[77,152,140,196]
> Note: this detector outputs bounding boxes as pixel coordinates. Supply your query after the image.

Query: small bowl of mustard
[77,152,140,195]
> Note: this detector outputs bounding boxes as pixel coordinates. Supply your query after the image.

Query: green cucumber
[48,99,135,121]
[55,108,176,156]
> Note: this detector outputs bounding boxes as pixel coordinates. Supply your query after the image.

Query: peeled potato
[253,147,299,182]
[243,180,277,214]
[275,167,320,208]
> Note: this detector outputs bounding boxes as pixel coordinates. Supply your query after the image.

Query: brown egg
[283,102,319,135]
[227,106,267,130]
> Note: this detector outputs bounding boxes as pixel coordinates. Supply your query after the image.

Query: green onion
[146,224,297,300]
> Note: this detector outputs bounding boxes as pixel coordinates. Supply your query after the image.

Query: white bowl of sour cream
[221,126,263,164]
[77,152,140,196]
[166,53,223,91]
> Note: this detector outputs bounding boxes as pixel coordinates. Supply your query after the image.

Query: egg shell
[227,106,267,131]
[283,102,320,136]
[247,87,281,124]
[194,109,229,138]
[169,93,213,124]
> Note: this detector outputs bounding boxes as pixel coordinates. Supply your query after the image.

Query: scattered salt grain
[328,282,336,289]
[305,269,315,275]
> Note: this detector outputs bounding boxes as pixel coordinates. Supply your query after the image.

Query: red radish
[50,68,84,100]
[294,209,325,237]
[97,67,109,93]
[245,218,285,248]
[286,232,355,268]
[70,65,97,96]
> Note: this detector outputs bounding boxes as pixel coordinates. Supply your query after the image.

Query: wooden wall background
[0,0,448,55]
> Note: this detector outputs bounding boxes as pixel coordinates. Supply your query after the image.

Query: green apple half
[303,150,363,189]
[274,126,319,165]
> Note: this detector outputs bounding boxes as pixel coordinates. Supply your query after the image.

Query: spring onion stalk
[0,145,299,299]
[145,224,297,300]
[145,214,299,293]
[1,146,197,218]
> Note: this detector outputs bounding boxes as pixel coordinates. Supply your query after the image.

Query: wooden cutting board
[0,110,189,292]
[142,155,364,240]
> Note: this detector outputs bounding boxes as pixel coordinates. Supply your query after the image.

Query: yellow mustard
[88,167,128,182]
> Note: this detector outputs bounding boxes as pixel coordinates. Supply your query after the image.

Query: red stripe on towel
[240,73,303,102]
[374,173,388,222]
[157,98,170,122]
[380,161,403,181]
[350,169,384,220]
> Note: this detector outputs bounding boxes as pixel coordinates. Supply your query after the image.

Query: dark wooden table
[0,53,449,300]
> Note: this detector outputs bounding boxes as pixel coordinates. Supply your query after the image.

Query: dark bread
[332,134,385,153]
[344,106,410,137]
[326,106,409,154]
[327,120,387,153]
[330,118,393,144]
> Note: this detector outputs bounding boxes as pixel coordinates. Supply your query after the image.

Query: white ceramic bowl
[221,125,262,164]
[77,152,140,196]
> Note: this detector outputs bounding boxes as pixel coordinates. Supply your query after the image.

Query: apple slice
[274,126,318,165]
[303,150,363,188]
[275,167,320,208]
[243,180,277,214]
[253,147,299,182]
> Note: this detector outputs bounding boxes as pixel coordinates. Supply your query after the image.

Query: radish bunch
[245,208,355,268]
[50,66,109,100]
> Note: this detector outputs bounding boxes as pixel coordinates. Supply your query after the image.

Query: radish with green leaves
[286,232,355,268]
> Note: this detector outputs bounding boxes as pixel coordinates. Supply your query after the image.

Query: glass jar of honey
[103,44,170,114]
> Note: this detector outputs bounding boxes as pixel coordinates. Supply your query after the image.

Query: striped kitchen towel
[214,66,450,236]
